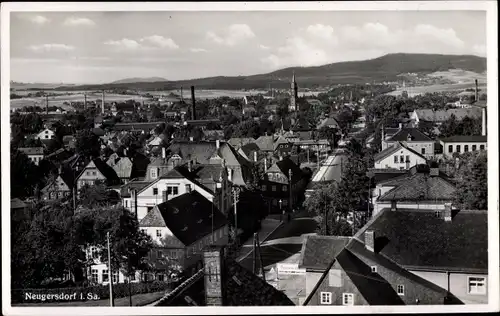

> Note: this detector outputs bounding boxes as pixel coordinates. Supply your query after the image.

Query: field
[386,82,487,97]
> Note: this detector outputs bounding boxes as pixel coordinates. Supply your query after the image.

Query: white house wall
[374,147,427,169]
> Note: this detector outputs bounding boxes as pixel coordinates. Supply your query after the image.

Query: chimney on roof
[191,86,196,120]
[482,107,487,136]
[84,93,87,110]
[180,87,184,102]
[216,139,220,149]
[475,79,479,102]
[188,160,192,172]
[444,203,452,222]
[46,95,49,115]
[365,230,375,252]
[131,189,138,219]
[253,151,258,162]
[430,168,439,177]
[102,91,105,114]
[162,190,169,203]
[399,123,402,130]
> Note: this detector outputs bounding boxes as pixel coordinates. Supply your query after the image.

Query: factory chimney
[475,79,479,102]
[180,87,184,102]
[191,86,196,120]
[482,107,487,136]
[45,95,49,115]
[84,93,87,111]
[102,90,105,114]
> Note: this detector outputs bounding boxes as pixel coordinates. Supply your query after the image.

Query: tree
[78,183,121,209]
[75,129,101,159]
[151,105,164,120]
[10,150,41,199]
[453,151,487,210]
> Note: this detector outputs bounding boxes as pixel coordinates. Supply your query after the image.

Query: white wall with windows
[440,141,487,158]
[374,147,426,170]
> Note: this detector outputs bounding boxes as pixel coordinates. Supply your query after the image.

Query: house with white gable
[373,142,427,170]
[36,128,56,140]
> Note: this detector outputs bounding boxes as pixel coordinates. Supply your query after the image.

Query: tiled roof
[168,141,218,164]
[143,191,228,246]
[336,249,405,305]
[316,117,340,130]
[273,135,290,151]
[267,157,304,184]
[299,235,351,270]
[378,170,456,202]
[439,135,487,143]
[414,108,482,122]
[156,255,294,306]
[112,157,134,179]
[227,138,256,150]
[79,158,120,184]
[356,209,488,272]
[120,180,149,198]
[255,135,276,152]
[18,147,44,155]
[112,121,165,131]
[387,128,432,142]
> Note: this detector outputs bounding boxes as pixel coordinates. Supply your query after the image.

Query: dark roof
[299,235,351,270]
[113,103,136,111]
[254,135,275,152]
[439,135,487,143]
[367,168,408,184]
[140,191,228,246]
[18,147,44,155]
[112,121,165,131]
[120,180,149,198]
[156,256,294,306]
[336,249,405,305]
[167,141,218,164]
[387,128,432,142]
[11,198,27,209]
[378,170,456,202]
[356,209,488,272]
[414,108,482,122]
[227,137,256,149]
[184,119,220,126]
[268,157,304,184]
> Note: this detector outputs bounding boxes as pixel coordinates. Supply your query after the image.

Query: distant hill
[10,81,75,90]
[51,53,486,91]
[110,77,169,84]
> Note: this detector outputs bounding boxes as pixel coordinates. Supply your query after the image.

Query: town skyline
[10,10,486,84]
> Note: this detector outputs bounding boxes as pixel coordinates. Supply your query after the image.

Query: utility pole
[232,187,240,245]
[107,232,115,307]
[256,233,265,281]
[252,233,257,274]
[288,169,293,216]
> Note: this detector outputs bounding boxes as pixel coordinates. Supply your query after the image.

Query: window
[125,200,128,207]
[150,169,157,179]
[156,230,162,237]
[112,271,118,283]
[92,171,96,176]
[86,171,90,176]
[405,155,410,162]
[397,285,405,296]
[158,274,165,282]
[448,145,453,153]
[283,185,288,192]
[371,266,377,273]
[102,269,109,282]
[468,277,486,295]
[91,247,99,259]
[153,188,158,195]
[272,185,276,192]
[456,145,461,153]
[472,145,477,151]
[261,184,267,191]
[421,148,426,155]
[464,145,469,152]
[394,156,398,163]
[320,292,332,304]
[157,251,163,258]
[342,293,354,306]
[130,273,136,281]
[91,269,98,284]
[173,186,178,195]
[480,145,485,150]
[399,155,404,163]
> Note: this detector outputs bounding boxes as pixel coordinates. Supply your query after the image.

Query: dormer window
[150,169,157,179]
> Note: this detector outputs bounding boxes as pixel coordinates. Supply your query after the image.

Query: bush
[11,281,175,304]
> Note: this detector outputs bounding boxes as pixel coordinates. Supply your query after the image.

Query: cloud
[261,36,330,69]
[63,17,95,26]
[104,38,141,50]
[307,24,337,41]
[140,35,179,49]
[190,48,208,53]
[473,44,486,57]
[29,44,75,52]
[28,15,50,25]
[259,44,270,50]
[207,24,255,46]
[413,24,464,49]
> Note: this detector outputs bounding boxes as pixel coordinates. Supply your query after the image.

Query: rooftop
[440,135,487,143]
[18,147,44,155]
[386,128,432,142]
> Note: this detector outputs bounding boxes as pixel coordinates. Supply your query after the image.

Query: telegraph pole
[107,232,115,307]
[256,233,265,281]
[252,233,257,274]
[288,169,293,216]
[232,187,240,245]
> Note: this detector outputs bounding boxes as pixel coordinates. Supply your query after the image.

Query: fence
[12,281,177,304]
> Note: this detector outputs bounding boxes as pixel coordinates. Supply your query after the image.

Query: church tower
[290,71,298,112]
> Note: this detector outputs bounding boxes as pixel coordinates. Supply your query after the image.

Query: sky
[10,10,487,84]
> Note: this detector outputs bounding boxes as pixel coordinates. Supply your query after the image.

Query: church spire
[290,70,298,113]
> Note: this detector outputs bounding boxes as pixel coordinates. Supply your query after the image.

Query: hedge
[12,281,177,304]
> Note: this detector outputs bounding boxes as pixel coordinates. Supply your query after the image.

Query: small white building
[36,128,55,140]
[18,147,44,165]
[439,136,487,158]
[373,142,427,170]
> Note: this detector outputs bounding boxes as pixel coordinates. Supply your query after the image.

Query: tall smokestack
[482,107,487,136]
[46,95,49,115]
[475,79,479,102]
[102,90,105,114]
[84,93,87,111]
[180,87,184,102]
[191,86,196,120]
